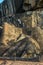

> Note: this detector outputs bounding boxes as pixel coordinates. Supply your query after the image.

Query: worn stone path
[0,60,43,65]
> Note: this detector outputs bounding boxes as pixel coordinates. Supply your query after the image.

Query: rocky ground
[0,11,43,62]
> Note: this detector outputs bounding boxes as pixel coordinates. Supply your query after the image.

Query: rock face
[0,0,43,61]
[2,22,22,45]
[32,11,43,52]
[32,27,43,51]
[0,11,42,60]
[0,0,43,17]
[0,0,24,16]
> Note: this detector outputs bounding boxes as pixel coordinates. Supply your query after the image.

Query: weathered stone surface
[0,60,43,65]
[2,22,22,45]
[0,0,43,61]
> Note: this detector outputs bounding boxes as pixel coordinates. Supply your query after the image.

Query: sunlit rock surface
[2,22,23,45]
